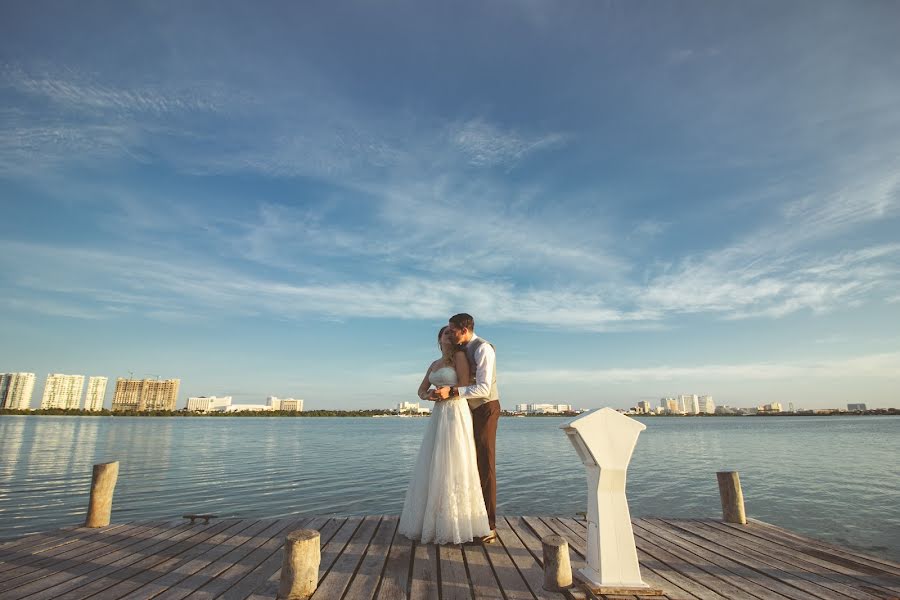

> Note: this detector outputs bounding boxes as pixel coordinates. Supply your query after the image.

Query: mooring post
[717,470,747,524]
[85,461,119,528]
[278,529,320,600]
[542,534,573,591]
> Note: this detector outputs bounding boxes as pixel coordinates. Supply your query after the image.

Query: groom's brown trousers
[472,401,500,530]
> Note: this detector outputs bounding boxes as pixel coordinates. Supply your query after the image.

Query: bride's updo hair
[438,325,463,365]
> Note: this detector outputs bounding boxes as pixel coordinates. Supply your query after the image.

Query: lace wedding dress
[398,366,491,544]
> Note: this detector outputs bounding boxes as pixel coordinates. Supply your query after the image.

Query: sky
[1,1,899,410]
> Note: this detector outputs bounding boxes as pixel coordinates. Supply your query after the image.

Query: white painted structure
[561,407,648,590]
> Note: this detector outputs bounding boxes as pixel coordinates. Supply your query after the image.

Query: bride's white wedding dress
[398,366,491,544]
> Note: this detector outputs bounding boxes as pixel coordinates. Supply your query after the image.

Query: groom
[434,312,500,543]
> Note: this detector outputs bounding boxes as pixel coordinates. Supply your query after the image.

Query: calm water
[0,415,897,559]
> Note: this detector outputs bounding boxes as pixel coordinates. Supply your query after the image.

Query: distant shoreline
[1,408,897,418]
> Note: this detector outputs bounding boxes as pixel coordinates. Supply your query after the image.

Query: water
[0,415,897,559]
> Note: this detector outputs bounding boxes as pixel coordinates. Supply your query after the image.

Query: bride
[398,326,492,545]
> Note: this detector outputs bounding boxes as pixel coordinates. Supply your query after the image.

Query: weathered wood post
[85,461,119,527]
[542,534,573,591]
[278,529,320,600]
[717,470,747,524]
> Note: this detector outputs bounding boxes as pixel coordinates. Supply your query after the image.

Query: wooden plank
[498,517,566,600]
[732,521,900,596]
[151,518,288,600]
[342,516,398,600]
[549,518,699,600]
[633,519,799,600]
[217,516,329,600]
[373,521,413,600]
[439,543,473,600]
[624,521,751,600]
[318,517,363,581]
[0,521,168,588]
[1,521,197,600]
[182,518,308,600]
[35,520,241,600]
[157,517,300,600]
[644,519,833,600]
[0,524,121,560]
[462,544,504,599]
[0,521,152,576]
[701,520,900,598]
[242,517,347,600]
[311,515,381,600]
[409,542,439,600]
[113,518,264,600]
[666,519,882,600]
[483,527,540,600]
[747,518,900,575]
[67,518,242,600]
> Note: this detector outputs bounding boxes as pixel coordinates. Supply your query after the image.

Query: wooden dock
[1,515,898,600]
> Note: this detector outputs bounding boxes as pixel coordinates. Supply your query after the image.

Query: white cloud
[448,118,567,168]
[504,352,900,384]
[1,63,226,115]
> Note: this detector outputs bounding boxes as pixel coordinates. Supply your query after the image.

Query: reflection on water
[0,415,897,560]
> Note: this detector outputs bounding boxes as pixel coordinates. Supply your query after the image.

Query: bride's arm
[418,362,436,401]
[453,351,470,390]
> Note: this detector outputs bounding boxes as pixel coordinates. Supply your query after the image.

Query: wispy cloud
[447,118,567,168]
[505,352,900,384]
[1,63,227,116]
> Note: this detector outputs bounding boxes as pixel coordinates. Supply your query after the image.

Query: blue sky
[1,1,899,410]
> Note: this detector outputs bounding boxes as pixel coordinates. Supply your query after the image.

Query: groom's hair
[449,313,475,331]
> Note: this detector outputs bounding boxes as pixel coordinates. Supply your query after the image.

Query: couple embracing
[398,313,500,545]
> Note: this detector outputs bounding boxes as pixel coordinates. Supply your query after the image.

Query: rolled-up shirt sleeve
[458,342,495,399]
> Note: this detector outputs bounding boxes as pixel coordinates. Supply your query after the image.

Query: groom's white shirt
[458,334,496,401]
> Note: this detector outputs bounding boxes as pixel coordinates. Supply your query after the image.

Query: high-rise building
[0,374,10,407]
[661,397,680,414]
[699,395,715,414]
[1,373,37,409]
[112,378,180,411]
[40,374,85,409]
[678,394,699,415]
[637,400,652,414]
[84,376,108,411]
[847,403,867,412]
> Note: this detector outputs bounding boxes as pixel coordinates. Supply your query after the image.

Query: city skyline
[2,3,900,410]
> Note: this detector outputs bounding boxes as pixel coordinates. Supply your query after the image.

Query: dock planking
[0,517,896,600]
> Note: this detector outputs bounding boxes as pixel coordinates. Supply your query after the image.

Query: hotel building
[0,373,37,410]
[186,396,233,412]
[112,378,180,411]
[40,374,85,409]
[267,396,304,411]
[84,376,108,411]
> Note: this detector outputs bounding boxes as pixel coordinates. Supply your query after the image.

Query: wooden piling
[717,470,747,524]
[278,528,320,599]
[84,461,119,528]
[541,534,573,591]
